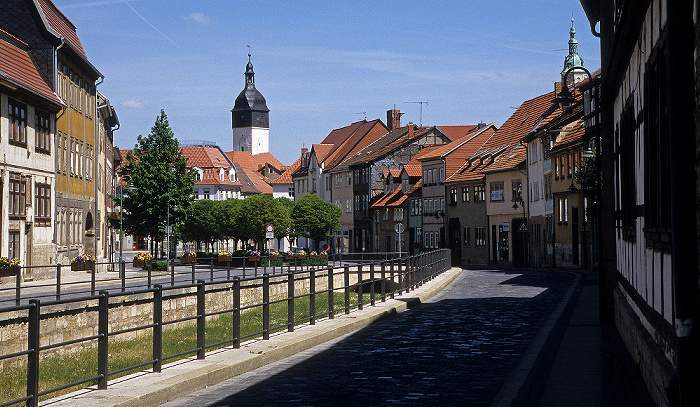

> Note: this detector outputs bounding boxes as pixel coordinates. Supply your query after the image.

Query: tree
[215,199,242,250]
[235,195,289,249]
[291,194,341,251]
[179,199,219,251]
[574,156,602,218]
[275,197,295,247]
[118,110,196,256]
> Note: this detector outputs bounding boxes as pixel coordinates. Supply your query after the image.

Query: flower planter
[297,255,307,260]
[218,255,232,263]
[71,260,95,271]
[269,255,280,262]
[0,265,20,277]
[285,255,295,261]
[181,256,196,265]
[248,256,260,262]
[133,258,143,268]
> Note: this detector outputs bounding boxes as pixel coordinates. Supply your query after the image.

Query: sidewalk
[511,268,655,406]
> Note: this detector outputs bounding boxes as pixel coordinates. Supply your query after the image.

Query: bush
[152,261,167,271]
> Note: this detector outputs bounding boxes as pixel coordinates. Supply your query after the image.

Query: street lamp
[166,198,177,266]
[512,196,527,267]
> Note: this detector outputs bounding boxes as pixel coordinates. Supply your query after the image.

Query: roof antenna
[247,45,251,61]
[356,111,367,120]
[405,101,428,126]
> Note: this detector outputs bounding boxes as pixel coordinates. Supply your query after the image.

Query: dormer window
[219,168,225,181]
[229,168,236,182]
[193,166,203,182]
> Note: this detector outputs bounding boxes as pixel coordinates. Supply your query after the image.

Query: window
[489,181,504,201]
[475,227,486,246]
[474,184,485,202]
[416,227,422,245]
[203,189,210,199]
[8,99,27,146]
[644,45,670,236]
[439,167,444,183]
[511,179,522,201]
[375,210,379,223]
[9,173,26,217]
[346,199,351,213]
[346,172,352,186]
[440,198,444,211]
[383,208,389,221]
[394,208,404,221]
[462,186,470,202]
[402,179,409,193]
[544,174,552,200]
[9,231,20,259]
[35,110,51,154]
[619,96,636,234]
[35,183,51,225]
[567,153,572,177]
[450,188,457,205]
[463,227,470,246]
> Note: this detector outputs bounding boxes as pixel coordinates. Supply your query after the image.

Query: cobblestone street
[163,269,574,406]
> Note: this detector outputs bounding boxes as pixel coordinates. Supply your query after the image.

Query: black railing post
[120,260,126,292]
[91,268,96,296]
[328,267,334,319]
[27,299,40,407]
[98,291,109,389]
[242,257,247,278]
[263,274,270,339]
[344,266,350,314]
[227,260,231,280]
[170,259,175,286]
[370,263,375,306]
[210,257,214,282]
[381,261,386,302]
[233,278,240,348]
[288,271,295,332]
[147,266,152,289]
[196,280,205,359]
[310,269,316,325]
[397,258,403,295]
[390,260,395,299]
[56,263,62,301]
[153,285,162,373]
[15,272,21,306]
[357,265,363,310]
[191,262,196,284]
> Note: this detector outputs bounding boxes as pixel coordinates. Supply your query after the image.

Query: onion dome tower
[232,52,270,154]
[561,17,586,87]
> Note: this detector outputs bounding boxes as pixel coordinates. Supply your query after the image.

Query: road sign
[395,223,405,234]
[518,221,529,232]
[322,243,330,252]
[266,225,274,239]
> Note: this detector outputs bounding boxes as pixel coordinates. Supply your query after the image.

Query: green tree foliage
[179,199,220,250]
[215,198,242,244]
[291,194,341,251]
[118,110,195,253]
[234,195,290,247]
[574,157,602,217]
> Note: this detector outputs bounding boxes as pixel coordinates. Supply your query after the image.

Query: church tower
[561,17,586,87]
[232,53,270,155]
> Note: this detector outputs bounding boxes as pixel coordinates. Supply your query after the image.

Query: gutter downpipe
[54,37,64,267]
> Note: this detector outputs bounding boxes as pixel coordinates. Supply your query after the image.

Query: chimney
[554,81,562,96]
[387,109,404,130]
[301,148,309,167]
[408,122,414,137]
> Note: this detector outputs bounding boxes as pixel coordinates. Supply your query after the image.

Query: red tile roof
[269,157,302,185]
[312,144,334,165]
[437,125,479,140]
[37,0,87,58]
[419,123,498,178]
[180,146,241,187]
[323,119,389,170]
[252,152,284,170]
[0,36,63,106]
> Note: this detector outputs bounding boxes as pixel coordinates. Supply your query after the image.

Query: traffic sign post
[395,223,405,257]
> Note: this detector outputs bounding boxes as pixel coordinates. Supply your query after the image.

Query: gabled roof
[323,119,388,170]
[339,125,445,170]
[269,157,302,185]
[477,91,560,154]
[311,144,334,165]
[180,146,241,187]
[419,123,498,178]
[481,144,527,174]
[550,118,587,152]
[0,34,63,107]
[437,125,480,140]
[36,0,87,58]
[235,165,273,195]
[252,152,284,171]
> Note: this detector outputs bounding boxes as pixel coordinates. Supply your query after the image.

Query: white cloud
[187,12,212,25]
[122,99,144,108]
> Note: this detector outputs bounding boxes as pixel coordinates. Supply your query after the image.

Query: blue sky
[53,0,599,166]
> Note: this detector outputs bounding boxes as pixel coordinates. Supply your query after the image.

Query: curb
[42,267,463,407]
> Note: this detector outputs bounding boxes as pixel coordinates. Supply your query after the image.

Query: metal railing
[0,250,450,407]
[0,253,386,306]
